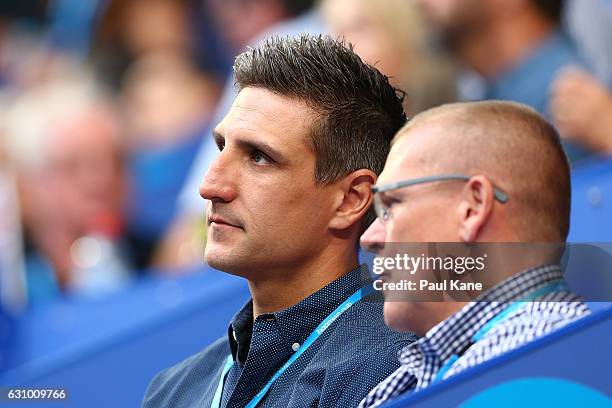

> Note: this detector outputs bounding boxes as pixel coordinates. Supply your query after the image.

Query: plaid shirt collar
[400,264,565,388]
[359,264,570,408]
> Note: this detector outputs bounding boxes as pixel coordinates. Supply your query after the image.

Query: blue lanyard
[211,355,234,408]
[432,280,566,384]
[210,286,370,408]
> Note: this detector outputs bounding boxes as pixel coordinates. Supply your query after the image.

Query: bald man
[358,101,590,408]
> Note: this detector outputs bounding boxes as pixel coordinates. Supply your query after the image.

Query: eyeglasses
[371,174,509,224]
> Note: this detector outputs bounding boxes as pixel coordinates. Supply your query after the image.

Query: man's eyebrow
[212,129,284,162]
[236,138,284,161]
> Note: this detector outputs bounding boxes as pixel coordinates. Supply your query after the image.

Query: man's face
[45,110,124,233]
[363,131,459,244]
[361,125,461,332]
[200,87,335,277]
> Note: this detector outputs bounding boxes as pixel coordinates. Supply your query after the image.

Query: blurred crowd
[0,0,611,310]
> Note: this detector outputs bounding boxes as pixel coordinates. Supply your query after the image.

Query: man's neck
[454,14,557,78]
[248,246,359,318]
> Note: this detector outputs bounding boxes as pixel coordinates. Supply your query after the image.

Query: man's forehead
[377,148,414,185]
[215,87,314,149]
[378,122,445,184]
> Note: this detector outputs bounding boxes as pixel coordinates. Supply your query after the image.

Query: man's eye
[381,194,401,208]
[251,151,271,164]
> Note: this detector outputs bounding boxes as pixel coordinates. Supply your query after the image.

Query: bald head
[392,101,571,241]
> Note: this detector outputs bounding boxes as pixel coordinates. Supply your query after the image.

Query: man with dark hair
[416,0,594,163]
[358,101,589,408]
[154,0,324,267]
[142,34,415,408]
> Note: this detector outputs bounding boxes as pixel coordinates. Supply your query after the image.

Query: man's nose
[199,153,237,203]
[360,218,387,254]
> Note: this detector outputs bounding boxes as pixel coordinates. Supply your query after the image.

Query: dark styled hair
[233,34,406,227]
[234,34,405,180]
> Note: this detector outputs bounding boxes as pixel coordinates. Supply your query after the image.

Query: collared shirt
[359,264,590,408]
[142,264,417,408]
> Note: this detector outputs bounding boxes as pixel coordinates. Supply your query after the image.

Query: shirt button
[292,342,300,352]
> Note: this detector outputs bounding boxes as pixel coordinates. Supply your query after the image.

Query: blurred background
[0,0,611,405]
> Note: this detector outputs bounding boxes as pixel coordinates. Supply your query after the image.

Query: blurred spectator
[0,0,46,35]
[564,0,612,86]
[45,0,103,56]
[154,0,322,269]
[559,0,612,155]
[0,128,26,313]
[0,4,47,313]
[206,0,297,53]
[0,23,67,93]
[416,0,594,163]
[93,0,226,89]
[2,71,132,305]
[550,67,612,154]
[321,0,456,117]
[121,52,220,149]
[120,51,220,269]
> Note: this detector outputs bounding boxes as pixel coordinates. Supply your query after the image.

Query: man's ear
[457,175,495,242]
[329,169,377,231]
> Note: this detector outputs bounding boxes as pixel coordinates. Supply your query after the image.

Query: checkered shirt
[359,264,590,408]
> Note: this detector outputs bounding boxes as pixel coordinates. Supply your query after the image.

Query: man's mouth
[208,214,243,229]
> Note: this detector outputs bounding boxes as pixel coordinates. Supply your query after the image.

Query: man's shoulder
[464,299,590,365]
[142,337,230,407]
[497,298,591,338]
[292,300,416,407]
[447,299,590,379]
[157,336,230,379]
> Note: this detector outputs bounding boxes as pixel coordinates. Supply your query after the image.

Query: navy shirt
[142,265,417,407]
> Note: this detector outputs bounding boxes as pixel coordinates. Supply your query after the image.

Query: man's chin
[204,250,229,270]
[204,247,248,276]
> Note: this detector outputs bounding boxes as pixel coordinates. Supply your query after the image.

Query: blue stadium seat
[0,267,250,408]
[568,158,612,242]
